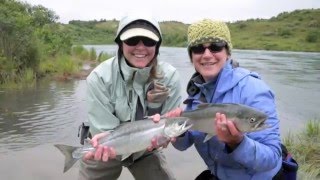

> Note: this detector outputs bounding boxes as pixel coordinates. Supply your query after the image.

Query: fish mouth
[164,118,193,137]
[253,119,269,130]
[179,119,193,132]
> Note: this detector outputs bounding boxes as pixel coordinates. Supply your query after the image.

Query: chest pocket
[114,97,131,122]
[113,86,131,123]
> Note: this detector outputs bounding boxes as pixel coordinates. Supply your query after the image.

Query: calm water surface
[0,46,319,179]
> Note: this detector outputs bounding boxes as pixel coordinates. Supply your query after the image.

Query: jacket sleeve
[172,131,194,150]
[227,77,282,172]
[86,70,120,136]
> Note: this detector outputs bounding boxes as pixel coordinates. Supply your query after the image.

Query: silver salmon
[55,117,191,173]
[181,103,268,142]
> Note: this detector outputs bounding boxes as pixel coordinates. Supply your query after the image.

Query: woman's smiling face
[122,37,157,68]
[191,43,229,82]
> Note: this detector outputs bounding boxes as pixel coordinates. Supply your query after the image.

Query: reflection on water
[1,45,320,154]
[0,80,86,153]
[237,50,320,86]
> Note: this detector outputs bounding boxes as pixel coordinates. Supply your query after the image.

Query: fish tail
[54,144,79,173]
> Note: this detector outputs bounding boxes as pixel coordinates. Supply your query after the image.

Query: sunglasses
[123,36,157,47]
[190,42,226,54]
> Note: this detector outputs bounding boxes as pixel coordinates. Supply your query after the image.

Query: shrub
[278,28,292,38]
[308,20,320,28]
[55,55,78,74]
[262,31,276,36]
[72,45,89,60]
[72,45,86,56]
[89,47,97,60]
[238,23,247,29]
[97,51,112,62]
[306,32,318,43]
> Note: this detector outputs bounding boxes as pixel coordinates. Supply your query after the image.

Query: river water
[0,45,319,180]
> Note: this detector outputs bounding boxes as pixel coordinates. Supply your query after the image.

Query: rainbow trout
[55,117,191,173]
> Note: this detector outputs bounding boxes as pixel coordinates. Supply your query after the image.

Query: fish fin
[121,153,131,161]
[203,134,214,143]
[54,144,80,173]
[196,103,211,109]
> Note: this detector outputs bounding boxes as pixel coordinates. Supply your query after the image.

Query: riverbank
[284,121,320,179]
[0,45,111,88]
[53,60,97,81]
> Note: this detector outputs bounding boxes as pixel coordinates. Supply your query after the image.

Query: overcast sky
[22,0,320,24]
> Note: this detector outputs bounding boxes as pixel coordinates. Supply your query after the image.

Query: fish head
[163,117,193,138]
[233,106,268,132]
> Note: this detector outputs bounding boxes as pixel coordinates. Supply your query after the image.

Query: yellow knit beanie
[188,19,232,54]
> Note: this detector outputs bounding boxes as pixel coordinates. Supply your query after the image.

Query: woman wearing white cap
[79,13,181,180]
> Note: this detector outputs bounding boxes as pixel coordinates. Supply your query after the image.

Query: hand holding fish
[55,117,191,173]
[215,112,244,150]
[147,112,182,151]
[164,107,183,117]
[83,132,117,162]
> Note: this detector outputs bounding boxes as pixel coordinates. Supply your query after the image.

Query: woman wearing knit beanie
[158,19,283,179]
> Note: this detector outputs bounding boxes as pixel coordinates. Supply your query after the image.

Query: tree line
[0,0,72,85]
[1,0,319,86]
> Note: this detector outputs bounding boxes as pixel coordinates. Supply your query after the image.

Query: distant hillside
[228,9,320,52]
[65,19,189,47]
[65,9,320,52]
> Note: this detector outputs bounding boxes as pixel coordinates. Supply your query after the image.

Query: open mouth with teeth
[134,54,148,58]
[200,62,216,66]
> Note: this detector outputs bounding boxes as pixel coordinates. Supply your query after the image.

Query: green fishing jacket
[86,55,182,136]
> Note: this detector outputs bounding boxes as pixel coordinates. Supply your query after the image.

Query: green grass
[97,51,112,62]
[0,68,36,89]
[229,12,320,52]
[283,120,320,179]
[2,44,113,88]
[37,45,112,81]
[55,55,79,74]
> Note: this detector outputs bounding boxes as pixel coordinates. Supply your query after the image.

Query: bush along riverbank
[0,1,112,89]
[0,44,111,89]
[38,45,111,82]
[283,120,320,180]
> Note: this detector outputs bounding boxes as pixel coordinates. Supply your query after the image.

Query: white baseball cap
[119,21,160,42]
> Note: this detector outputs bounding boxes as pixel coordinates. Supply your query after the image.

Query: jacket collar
[119,56,152,85]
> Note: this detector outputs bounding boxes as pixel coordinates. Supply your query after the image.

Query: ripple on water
[0,80,87,153]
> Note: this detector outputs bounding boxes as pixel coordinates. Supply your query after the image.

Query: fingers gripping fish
[54,117,192,173]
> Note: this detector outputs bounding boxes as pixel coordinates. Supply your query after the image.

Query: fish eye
[250,117,256,123]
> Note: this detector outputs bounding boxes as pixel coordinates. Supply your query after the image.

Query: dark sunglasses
[190,42,226,54]
[123,36,157,47]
